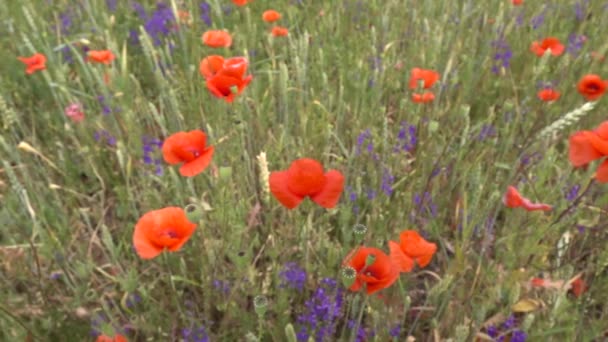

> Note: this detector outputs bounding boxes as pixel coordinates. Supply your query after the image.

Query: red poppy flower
[205,57,253,102]
[271,26,289,37]
[87,50,115,65]
[503,186,552,211]
[389,230,436,271]
[202,30,232,48]
[133,207,197,259]
[512,0,523,5]
[530,37,565,57]
[412,92,435,103]
[537,88,560,102]
[577,74,607,101]
[269,158,344,209]
[18,53,46,74]
[199,55,225,79]
[232,0,250,5]
[409,68,440,89]
[162,130,214,177]
[343,246,400,294]
[263,10,281,23]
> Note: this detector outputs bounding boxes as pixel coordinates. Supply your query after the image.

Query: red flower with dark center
[577,74,607,101]
[18,53,46,74]
[409,68,440,89]
[343,246,399,294]
[162,130,214,177]
[530,37,565,57]
[133,207,197,259]
[537,88,560,102]
[503,186,552,211]
[269,158,344,209]
[205,57,253,102]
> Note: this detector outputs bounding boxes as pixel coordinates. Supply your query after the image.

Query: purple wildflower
[394,121,417,152]
[59,10,73,34]
[511,330,527,342]
[94,130,117,147]
[279,262,307,291]
[389,324,401,338]
[126,292,142,308]
[491,31,513,74]
[477,124,496,141]
[199,1,212,26]
[412,192,438,220]
[565,184,580,202]
[296,278,344,342]
[132,1,148,20]
[213,280,231,294]
[355,130,371,155]
[381,168,394,196]
[106,0,118,11]
[143,3,176,46]
[97,95,112,115]
[574,0,589,21]
[531,7,548,29]
[502,315,516,330]
[182,325,209,342]
[566,34,586,56]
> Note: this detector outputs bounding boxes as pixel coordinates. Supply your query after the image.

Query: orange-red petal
[179,146,214,177]
[388,240,415,272]
[595,159,608,183]
[286,159,326,196]
[569,131,603,167]
[310,170,344,209]
[503,186,524,208]
[199,55,225,79]
[269,170,305,209]
[133,214,165,259]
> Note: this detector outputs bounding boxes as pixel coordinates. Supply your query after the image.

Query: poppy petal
[503,186,524,207]
[595,159,608,183]
[269,171,305,209]
[586,132,608,155]
[179,146,214,177]
[133,217,164,259]
[521,198,552,211]
[311,170,345,208]
[162,132,190,164]
[388,240,415,272]
[569,131,603,167]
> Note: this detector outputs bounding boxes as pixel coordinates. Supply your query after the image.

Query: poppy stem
[350,294,369,342]
[162,252,185,317]
[551,179,595,226]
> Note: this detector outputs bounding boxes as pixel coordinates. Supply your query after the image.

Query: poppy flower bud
[184,204,203,223]
[253,295,268,316]
[341,266,357,288]
[230,85,239,94]
[352,224,367,241]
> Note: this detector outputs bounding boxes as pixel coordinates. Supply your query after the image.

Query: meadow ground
[1,0,608,341]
